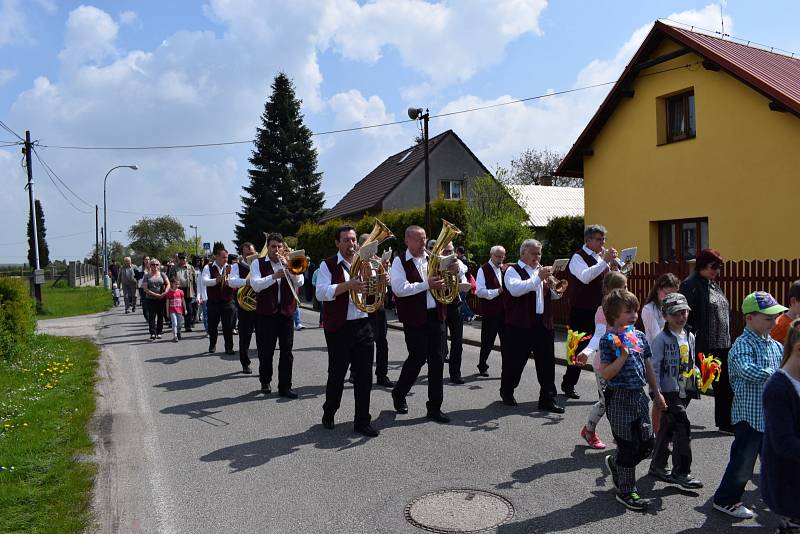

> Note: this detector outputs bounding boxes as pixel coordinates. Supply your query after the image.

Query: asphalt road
[81,306,778,533]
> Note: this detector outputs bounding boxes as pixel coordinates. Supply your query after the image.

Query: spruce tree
[235,73,324,248]
[27,199,50,268]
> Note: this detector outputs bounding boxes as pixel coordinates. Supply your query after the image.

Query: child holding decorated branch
[647,293,703,489]
[575,271,627,450]
[761,318,800,533]
[599,289,665,512]
[770,279,800,344]
[712,292,786,520]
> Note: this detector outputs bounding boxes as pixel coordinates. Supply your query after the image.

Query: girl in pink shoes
[578,271,627,449]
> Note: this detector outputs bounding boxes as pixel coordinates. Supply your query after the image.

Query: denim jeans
[201,301,208,333]
[713,421,763,506]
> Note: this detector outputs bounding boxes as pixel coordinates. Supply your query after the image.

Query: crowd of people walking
[105,222,800,531]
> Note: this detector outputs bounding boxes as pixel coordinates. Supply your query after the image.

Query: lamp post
[103,165,138,288]
[408,107,430,236]
[189,225,199,256]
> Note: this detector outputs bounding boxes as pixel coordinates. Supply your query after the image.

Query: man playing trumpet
[562,224,618,399]
[501,239,565,414]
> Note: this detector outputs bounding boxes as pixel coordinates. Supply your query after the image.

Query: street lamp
[104,165,138,288]
[408,107,430,236]
[189,225,199,256]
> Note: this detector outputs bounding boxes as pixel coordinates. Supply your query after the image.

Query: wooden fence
[466,259,800,339]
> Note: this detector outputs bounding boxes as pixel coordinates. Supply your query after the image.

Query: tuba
[428,219,463,304]
[236,235,270,312]
[350,219,394,313]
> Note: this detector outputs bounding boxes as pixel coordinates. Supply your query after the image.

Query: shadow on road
[154,371,252,392]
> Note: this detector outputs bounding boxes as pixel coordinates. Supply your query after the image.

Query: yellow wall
[583,39,800,261]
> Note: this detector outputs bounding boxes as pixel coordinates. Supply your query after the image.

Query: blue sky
[1,0,798,263]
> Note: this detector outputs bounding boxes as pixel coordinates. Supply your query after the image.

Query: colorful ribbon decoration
[566,328,591,365]
[696,352,722,393]
[605,325,641,357]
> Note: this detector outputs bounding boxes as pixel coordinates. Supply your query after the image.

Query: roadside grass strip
[36,285,112,320]
[0,335,99,533]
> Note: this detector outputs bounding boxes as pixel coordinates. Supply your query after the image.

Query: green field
[0,335,99,533]
[36,285,112,319]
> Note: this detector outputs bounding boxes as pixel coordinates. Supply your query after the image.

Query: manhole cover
[404,488,514,533]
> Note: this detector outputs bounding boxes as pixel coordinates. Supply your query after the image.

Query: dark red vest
[479,262,505,318]
[255,258,297,317]
[566,248,605,311]
[503,264,553,330]
[207,263,235,303]
[322,256,351,333]
[394,252,446,326]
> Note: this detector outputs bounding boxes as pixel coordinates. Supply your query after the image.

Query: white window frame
[440,180,463,200]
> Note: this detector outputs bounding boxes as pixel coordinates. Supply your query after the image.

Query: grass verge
[0,334,99,533]
[36,285,112,319]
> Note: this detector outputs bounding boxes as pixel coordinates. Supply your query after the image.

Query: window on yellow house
[440,180,463,200]
[666,91,696,142]
[658,218,708,263]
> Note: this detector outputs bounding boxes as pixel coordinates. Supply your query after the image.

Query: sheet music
[551,258,569,273]
[620,247,637,264]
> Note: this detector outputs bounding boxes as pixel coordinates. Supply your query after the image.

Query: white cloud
[58,5,119,65]
[0,0,29,46]
[318,0,547,86]
[0,68,16,85]
[119,10,139,27]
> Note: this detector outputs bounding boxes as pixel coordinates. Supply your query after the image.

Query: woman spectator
[680,249,733,433]
[142,259,170,341]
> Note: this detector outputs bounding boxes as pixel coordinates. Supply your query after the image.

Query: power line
[30,148,92,214]
[31,146,95,208]
[0,120,24,142]
[110,208,237,217]
[0,229,94,247]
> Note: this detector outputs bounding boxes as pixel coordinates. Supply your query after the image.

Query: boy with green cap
[712,291,787,519]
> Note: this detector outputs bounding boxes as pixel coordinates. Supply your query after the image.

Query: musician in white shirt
[475,245,506,377]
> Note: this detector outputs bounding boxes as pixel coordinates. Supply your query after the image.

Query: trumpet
[603,247,634,275]
[542,266,569,295]
[220,263,232,288]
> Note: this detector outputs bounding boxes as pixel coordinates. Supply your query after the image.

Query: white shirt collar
[337,251,352,268]
[405,249,428,262]
[582,244,599,258]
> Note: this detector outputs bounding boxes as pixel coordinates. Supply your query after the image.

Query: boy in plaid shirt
[712,291,786,519]
[599,289,666,511]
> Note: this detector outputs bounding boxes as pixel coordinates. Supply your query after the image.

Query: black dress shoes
[501,395,518,406]
[563,389,581,400]
[354,424,379,437]
[450,376,465,385]
[208,345,216,354]
[322,416,334,430]
[392,393,408,414]
[242,365,252,374]
[426,411,450,424]
[279,388,298,399]
[376,376,395,388]
[477,370,489,377]
[540,401,565,414]
[261,384,272,394]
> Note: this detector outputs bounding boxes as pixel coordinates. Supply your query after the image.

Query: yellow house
[558,21,800,262]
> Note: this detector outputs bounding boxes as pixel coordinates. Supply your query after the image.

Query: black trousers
[207,299,235,352]
[139,288,149,321]
[180,289,195,329]
[370,309,389,378]
[709,346,733,429]
[501,323,557,403]
[393,310,445,412]
[652,392,693,475]
[145,298,164,336]
[562,307,595,392]
[255,313,294,390]
[442,302,464,378]
[478,312,505,373]
[323,318,374,426]
[238,308,257,368]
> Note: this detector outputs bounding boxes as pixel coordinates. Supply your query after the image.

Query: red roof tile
[558,21,800,177]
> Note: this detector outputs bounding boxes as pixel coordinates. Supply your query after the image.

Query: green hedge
[297,199,467,265]
[0,278,36,360]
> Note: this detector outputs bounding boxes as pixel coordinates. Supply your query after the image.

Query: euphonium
[428,219,463,304]
[350,219,394,313]
[237,235,270,312]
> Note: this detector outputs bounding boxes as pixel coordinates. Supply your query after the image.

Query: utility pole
[422,109,430,237]
[95,205,100,286]
[23,131,43,304]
